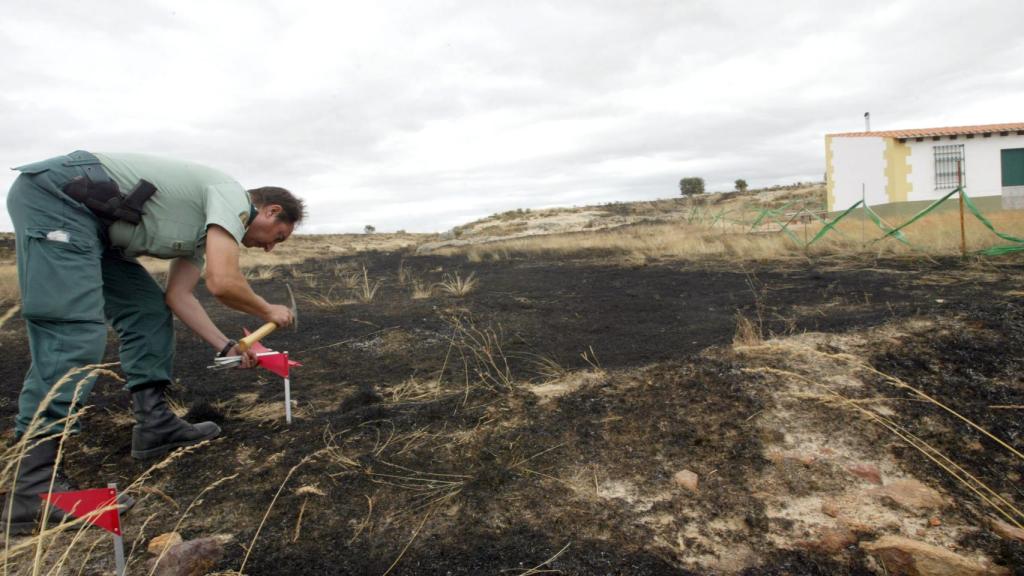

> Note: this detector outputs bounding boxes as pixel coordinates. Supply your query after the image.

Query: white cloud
[1,0,1022,232]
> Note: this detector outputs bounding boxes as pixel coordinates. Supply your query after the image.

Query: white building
[825,122,1024,211]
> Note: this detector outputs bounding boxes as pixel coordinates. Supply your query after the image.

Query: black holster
[63,177,157,226]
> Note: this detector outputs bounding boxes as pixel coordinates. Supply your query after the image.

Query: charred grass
[1,250,1024,573]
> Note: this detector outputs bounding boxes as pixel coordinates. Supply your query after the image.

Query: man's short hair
[248,187,306,225]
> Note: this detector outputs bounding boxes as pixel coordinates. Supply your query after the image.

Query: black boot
[131,383,220,460]
[1,437,134,536]
[2,437,71,535]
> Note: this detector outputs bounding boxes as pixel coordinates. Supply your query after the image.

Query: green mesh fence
[682,187,1023,256]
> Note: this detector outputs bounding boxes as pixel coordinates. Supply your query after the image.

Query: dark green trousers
[6,154,174,437]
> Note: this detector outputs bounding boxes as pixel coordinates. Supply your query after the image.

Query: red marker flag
[40,487,122,535]
[241,328,302,377]
[258,352,301,378]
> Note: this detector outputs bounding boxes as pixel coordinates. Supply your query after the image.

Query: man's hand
[265,303,294,328]
[228,344,260,369]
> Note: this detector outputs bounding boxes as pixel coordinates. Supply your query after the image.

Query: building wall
[884,138,912,203]
[828,132,1024,210]
[828,136,887,210]
[905,134,1024,202]
[825,135,835,209]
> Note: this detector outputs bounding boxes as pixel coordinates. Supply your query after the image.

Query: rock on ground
[871,479,947,511]
[146,536,228,576]
[846,463,883,485]
[147,532,184,555]
[989,517,1024,544]
[673,469,699,492]
[860,535,1009,576]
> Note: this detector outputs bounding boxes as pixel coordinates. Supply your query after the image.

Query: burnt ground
[2,251,1024,574]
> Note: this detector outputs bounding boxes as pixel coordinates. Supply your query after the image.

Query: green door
[1003,148,1024,186]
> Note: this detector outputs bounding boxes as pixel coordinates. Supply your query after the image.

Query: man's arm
[165,257,257,367]
[165,257,226,349]
[204,225,293,326]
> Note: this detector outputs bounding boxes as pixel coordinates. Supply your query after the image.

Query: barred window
[934,144,965,190]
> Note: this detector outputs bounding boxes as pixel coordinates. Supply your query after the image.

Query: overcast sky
[2,0,1022,233]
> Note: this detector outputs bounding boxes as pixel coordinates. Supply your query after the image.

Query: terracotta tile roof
[829,122,1024,139]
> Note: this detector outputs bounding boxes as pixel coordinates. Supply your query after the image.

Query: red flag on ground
[40,487,121,535]
[242,328,302,377]
[258,352,302,378]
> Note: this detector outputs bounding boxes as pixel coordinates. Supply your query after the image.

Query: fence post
[958,160,966,257]
[861,183,866,246]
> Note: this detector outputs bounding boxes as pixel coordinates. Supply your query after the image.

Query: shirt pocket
[20,227,104,321]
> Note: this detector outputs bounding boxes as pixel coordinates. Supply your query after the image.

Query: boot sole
[131,426,221,460]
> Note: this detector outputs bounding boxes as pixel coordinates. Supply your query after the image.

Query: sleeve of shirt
[187,182,250,270]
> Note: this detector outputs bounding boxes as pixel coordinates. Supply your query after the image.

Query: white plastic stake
[108,483,125,576]
[284,377,292,424]
[284,352,292,424]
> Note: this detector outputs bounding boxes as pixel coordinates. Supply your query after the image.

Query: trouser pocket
[20,227,104,321]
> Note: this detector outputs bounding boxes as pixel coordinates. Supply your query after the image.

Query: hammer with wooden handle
[237,283,298,352]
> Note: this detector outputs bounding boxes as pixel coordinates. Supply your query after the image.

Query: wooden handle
[237,322,279,351]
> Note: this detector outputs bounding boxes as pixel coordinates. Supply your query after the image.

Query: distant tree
[735,179,749,193]
[364,225,376,234]
[679,177,705,196]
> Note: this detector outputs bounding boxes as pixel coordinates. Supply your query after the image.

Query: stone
[990,517,1024,544]
[146,536,229,576]
[673,469,699,493]
[929,517,942,527]
[812,526,857,553]
[860,535,1009,576]
[846,463,883,485]
[871,479,947,511]
[821,499,840,518]
[797,453,817,466]
[148,532,184,555]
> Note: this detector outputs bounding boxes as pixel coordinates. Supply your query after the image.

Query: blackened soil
[1,252,1022,574]
[871,296,1024,519]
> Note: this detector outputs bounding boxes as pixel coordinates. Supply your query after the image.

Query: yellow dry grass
[436,203,1024,263]
[437,272,477,296]
[138,232,427,276]
[410,279,434,300]
[0,265,19,306]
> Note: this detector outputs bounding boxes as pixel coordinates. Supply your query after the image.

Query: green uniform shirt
[96,152,252,268]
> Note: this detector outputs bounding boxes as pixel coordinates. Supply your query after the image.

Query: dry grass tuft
[302,286,352,310]
[397,260,410,286]
[245,265,280,282]
[732,312,762,347]
[444,314,515,391]
[410,279,434,300]
[437,272,477,297]
[353,266,382,304]
[387,377,445,403]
